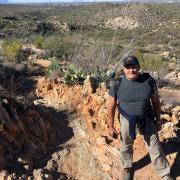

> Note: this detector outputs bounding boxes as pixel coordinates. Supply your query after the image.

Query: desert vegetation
[0,3,180,81]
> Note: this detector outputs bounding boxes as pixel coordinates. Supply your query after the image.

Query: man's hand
[108,126,118,139]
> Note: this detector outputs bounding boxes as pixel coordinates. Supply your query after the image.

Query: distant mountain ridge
[125,0,180,2]
[1,0,180,4]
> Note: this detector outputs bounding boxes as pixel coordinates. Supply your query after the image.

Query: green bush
[133,50,168,77]
[169,39,180,48]
[133,50,144,63]
[2,39,22,61]
[34,36,44,49]
[140,54,167,73]
[146,44,161,52]
[47,59,62,74]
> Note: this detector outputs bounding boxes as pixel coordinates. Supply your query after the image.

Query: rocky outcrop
[36,76,120,133]
[0,90,55,179]
[36,77,180,136]
[163,71,180,87]
[159,103,180,142]
[104,3,164,29]
[105,16,138,30]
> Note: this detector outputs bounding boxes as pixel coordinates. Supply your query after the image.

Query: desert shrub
[146,44,161,52]
[23,11,47,20]
[139,47,149,53]
[169,39,180,48]
[47,59,62,74]
[2,39,22,61]
[135,39,146,47]
[42,35,75,60]
[33,36,44,49]
[133,50,168,78]
[141,54,168,75]
[174,49,180,58]
[71,39,122,82]
[133,50,144,63]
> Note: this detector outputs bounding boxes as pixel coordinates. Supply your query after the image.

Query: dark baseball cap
[123,56,139,67]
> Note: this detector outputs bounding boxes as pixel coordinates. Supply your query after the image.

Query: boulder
[163,71,178,81]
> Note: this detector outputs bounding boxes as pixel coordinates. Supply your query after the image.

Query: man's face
[123,64,140,80]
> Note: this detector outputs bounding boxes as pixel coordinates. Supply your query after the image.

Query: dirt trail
[35,98,123,180]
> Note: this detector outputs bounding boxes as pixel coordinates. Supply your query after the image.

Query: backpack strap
[144,73,157,94]
[114,76,122,100]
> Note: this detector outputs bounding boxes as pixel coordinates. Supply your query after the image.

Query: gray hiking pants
[119,114,171,179]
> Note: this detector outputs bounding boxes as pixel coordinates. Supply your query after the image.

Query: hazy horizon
[1,0,180,4]
[2,0,124,3]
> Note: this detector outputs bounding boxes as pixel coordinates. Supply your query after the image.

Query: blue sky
[9,0,124,3]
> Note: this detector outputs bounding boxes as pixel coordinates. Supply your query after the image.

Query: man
[107,56,172,180]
